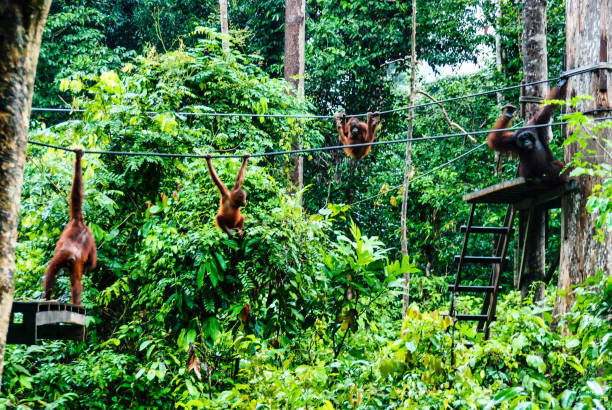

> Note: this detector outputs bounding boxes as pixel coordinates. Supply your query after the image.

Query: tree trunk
[0,0,52,383]
[401,0,417,315]
[518,207,547,301]
[284,0,305,197]
[519,0,548,302]
[219,0,229,53]
[554,0,612,320]
[495,0,503,103]
[521,0,549,121]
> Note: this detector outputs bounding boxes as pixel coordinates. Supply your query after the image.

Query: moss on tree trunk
[555,0,612,322]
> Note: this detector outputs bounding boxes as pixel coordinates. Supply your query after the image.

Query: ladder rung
[460,225,514,234]
[448,285,500,292]
[455,314,494,321]
[454,255,506,264]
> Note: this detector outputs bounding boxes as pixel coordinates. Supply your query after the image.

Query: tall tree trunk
[219,0,229,53]
[401,0,417,315]
[495,0,503,104]
[0,0,52,383]
[284,0,305,198]
[554,0,612,320]
[519,0,549,302]
[521,0,549,121]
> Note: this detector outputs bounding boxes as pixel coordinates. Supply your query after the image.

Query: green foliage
[7,3,606,409]
[6,31,327,407]
[260,279,605,408]
[315,221,417,357]
[35,32,322,198]
[306,0,484,113]
[233,0,485,87]
[563,111,612,241]
[304,71,512,276]
[6,276,610,408]
[158,278,610,409]
[481,0,566,87]
[34,0,221,111]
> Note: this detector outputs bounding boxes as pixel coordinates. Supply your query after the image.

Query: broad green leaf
[214,252,227,271]
[146,369,156,381]
[186,329,197,345]
[196,264,206,289]
[560,390,576,408]
[404,341,417,354]
[586,380,604,396]
[565,338,580,349]
[512,334,529,351]
[139,340,152,351]
[483,387,523,410]
[526,354,546,373]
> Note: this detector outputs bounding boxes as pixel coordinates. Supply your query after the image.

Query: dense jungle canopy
[0,0,610,408]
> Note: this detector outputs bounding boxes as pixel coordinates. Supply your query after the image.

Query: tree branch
[31,157,69,204]
[416,89,478,143]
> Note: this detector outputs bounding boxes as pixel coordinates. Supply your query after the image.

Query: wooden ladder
[449,204,515,352]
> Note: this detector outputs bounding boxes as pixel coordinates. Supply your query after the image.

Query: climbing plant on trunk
[555,0,612,321]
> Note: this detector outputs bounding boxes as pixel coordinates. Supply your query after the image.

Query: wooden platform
[463,177,578,210]
[7,301,86,345]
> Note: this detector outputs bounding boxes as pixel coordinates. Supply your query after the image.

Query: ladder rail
[449,203,476,318]
[478,205,514,331]
[451,203,515,360]
[516,206,534,290]
[450,203,476,365]
[451,177,576,352]
[484,205,516,338]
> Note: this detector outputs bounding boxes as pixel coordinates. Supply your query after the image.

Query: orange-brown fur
[205,154,249,238]
[42,149,97,305]
[487,79,567,180]
[335,112,381,159]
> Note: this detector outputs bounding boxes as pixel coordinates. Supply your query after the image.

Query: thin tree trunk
[219,0,230,53]
[554,0,612,321]
[495,0,503,104]
[493,1,505,175]
[401,0,417,315]
[519,0,549,303]
[284,0,305,198]
[518,207,547,301]
[0,0,52,383]
[521,0,549,120]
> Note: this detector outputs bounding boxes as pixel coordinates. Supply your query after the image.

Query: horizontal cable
[28,115,612,160]
[27,119,575,159]
[28,65,604,120]
[28,140,75,153]
[348,115,612,206]
[30,76,573,120]
[31,107,86,113]
[349,143,488,206]
[560,62,612,78]
[377,77,559,115]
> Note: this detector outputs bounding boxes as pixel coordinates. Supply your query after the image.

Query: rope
[349,143,488,206]
[28,140,75,152]
[347,114,612,206]
[377,78,559,116]
[560,62,612,78]
[29,64,607,119]
[29,77,565,120]
[27,119,577,159]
